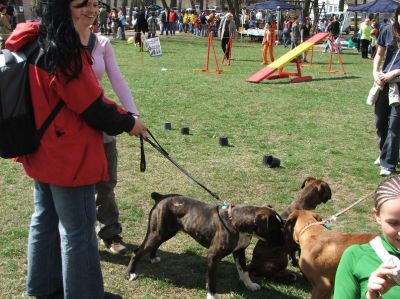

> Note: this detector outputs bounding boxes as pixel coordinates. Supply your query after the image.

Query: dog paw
[150,256,161,264]
[246,282,261,291]
[207,293,218,299]
[128,273,137,281]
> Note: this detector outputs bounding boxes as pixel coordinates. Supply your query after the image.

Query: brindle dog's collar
[227,203,237,227]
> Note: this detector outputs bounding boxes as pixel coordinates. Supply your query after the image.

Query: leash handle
[140,135,146,172]
[145,129,221,201]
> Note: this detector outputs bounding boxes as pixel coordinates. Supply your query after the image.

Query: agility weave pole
[327,36,346,75]
[221,33,233,66]
[194,32,222,74]
[297,191,375,238]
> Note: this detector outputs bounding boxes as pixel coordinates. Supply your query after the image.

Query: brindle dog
[126,192,284,299]
[248,177,332,281]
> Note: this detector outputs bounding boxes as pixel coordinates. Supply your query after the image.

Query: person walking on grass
[360,18,372,59]
[5,0,147,297]
[261,22,274,65]
[290,18,301,50]
[218,13,235,60]
[147,12,157,38]
[86,3,143,255]
[373,5,400,176]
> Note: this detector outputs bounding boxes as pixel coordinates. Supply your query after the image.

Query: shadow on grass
[259,75,360,85]
[100,247,309,298]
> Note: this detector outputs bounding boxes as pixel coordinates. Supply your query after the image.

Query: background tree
[121,0,127,15]
[225,0,238,28]
[303,0,311,18]
[170,0,177,9]
[339,0,344,12]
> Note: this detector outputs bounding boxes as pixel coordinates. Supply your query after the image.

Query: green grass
[0,33,382,298]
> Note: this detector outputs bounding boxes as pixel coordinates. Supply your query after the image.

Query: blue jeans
[27,182,104,299]
[375,84,400,171]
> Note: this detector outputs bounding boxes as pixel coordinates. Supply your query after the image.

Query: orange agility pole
[221,33,233,66]
[247,32,329,83]
[327,36,346,75]
[301,46,314,67]
[194,32,222,74]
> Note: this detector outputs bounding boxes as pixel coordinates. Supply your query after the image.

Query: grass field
[0,33,383,298]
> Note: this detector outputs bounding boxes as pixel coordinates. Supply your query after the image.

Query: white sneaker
[380,167,393,177]
[374,157,380,166]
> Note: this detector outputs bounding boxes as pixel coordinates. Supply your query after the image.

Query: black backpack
[0,41,64,159]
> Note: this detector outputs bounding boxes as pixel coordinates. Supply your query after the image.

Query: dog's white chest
[234,233,252,251]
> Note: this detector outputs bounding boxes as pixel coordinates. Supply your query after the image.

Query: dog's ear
[318,182,332,203]
[284,211,298,236]
[284,211,299,246]
[301,177,315,189]
[254,209,284,245]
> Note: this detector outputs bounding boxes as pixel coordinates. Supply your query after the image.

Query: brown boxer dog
[126,192,284,299]
[285,210,377,299]
[248,177,332,280]
[281,177,332,219]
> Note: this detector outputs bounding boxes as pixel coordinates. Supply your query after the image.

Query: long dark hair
[36,0,83,81]
[392,5,400,43]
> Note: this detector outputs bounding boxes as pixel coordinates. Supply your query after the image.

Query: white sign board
[145,37,162,57]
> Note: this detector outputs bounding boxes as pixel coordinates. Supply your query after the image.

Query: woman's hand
[366,263,398,298]
[377,69,400,84]
[129,115,148,139]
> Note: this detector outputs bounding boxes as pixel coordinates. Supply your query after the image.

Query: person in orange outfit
[262,22,275,65]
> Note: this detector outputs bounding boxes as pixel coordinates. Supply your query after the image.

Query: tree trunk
[121,0,127,14]
[178,0,182,11]
[338,0,344,12]
[225,0,235,15]
[233,0,240,26]
[189,0,195,9]
[170,0,177,8]
[129,0,134,24]
[199,0,204,11]
[114,0,118,8]
[303,0,311,18]
[161,0,169,9]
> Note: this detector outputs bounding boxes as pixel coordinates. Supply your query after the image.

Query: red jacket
[6,22,134,186]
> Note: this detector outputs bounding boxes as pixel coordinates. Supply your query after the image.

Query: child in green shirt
[334,175,400,298]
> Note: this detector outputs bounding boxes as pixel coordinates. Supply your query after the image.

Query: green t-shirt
[334,236,400,299]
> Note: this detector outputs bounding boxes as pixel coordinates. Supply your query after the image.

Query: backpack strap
[23,39,40,59]
[87,32,97,54]
[36,100,65,140]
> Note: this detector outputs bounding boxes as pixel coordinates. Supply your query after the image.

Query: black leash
[139,130,221,201]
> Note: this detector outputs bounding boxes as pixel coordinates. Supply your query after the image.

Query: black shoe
[36,289,63,299]
[104,292,122,299]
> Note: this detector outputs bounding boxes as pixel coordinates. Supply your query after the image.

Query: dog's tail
[151,192,182,203]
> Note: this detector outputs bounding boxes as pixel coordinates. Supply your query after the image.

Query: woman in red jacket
[5,0,147,298]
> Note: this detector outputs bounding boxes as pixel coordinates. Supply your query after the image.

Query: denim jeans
[27,182,104,299]
[375,84,400,171]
